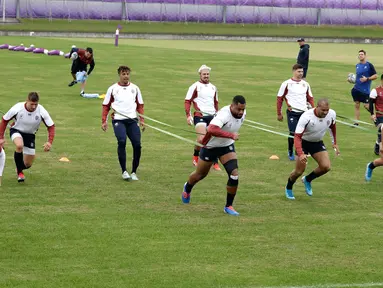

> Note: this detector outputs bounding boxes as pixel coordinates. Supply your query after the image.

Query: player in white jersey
[102,66,145,181]
[181,95,246,216]
[184,64,221,171]
[277,64,315,161]
[0,92,55,183]
[284,98,339,200]
[365,123,383,182]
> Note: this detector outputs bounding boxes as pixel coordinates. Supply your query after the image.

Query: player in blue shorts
[350,50,377,126]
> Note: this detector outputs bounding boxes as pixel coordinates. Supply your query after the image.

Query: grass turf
[2,19,383,39]
[0,36,383,288]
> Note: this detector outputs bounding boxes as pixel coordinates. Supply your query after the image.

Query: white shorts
[11,132,36,155]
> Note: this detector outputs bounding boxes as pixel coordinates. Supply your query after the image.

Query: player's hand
[140,122,146,132]
[332,144,340,156]
[43,142,52,152]
[0,138,5,148]
[101,122,108,132]
[360,76,368,83]
[277,114,283,122]
[232,133,239,141]
[187,116,193,126]
[371,114,377,122]
[299,154,308,164]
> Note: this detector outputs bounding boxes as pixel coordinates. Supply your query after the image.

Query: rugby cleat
[224,206,239,216]
[288,151,295,161]
[68,80,77,87]
[181,182,191,204]
[301,176,313,196]
[130,172,139,181]
[212,163,221,171]
[365,162,373,182]
[17,172,25,183]
[285,187,295,200]
[122,171,131,181]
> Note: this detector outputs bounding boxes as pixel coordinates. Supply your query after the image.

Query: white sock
[0,149,5,177]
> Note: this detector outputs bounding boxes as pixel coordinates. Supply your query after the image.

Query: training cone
[59,157,70,162]
[98,94,106,99]
[269,155,279,160]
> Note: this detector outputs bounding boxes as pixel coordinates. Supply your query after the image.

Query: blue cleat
[288,151,295,161]
[224,206,239,216]
[285,187,295,200]
[301,176,313,196]
[365,162,373,182]
[181,182,191,204]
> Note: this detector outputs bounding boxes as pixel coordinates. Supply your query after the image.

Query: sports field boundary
[1,30,383,44]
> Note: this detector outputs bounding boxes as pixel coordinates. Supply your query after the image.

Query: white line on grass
[257,282,383,288]
[244,123,294,138]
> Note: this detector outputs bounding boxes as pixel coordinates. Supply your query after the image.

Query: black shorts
[286,110,304,134]
[10,128,36,155]
[351,88,369,103]
[193,115,214,126]
[71,59,87,74]
[199,144,236,162]
[301,139,327,156]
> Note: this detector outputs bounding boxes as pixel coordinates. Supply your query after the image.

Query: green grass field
[0,36,383,288]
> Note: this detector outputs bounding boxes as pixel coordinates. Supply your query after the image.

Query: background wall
[2,0,383,26]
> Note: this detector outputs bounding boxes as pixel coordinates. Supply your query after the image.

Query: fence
[2,0,383,25]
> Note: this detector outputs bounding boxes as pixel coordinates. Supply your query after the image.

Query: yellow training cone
[98,94,106,99]
[59,157,70,162]
[269,155,279,160]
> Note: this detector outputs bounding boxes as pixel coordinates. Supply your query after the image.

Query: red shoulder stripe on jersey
[185,87,197,116]
[47,125,55,144]
[102,94,114,123]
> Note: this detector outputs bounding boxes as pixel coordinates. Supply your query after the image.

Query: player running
[181,95,246,216]
[285,98,339,200]
[185,64,221,171]
[0,92,55,183]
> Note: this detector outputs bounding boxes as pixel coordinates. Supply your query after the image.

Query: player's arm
[214,89,218,112]
[135,86,145,126]
[41,108,55,150]
[367,63,378,81]
[306,83,315,108]
[203,111,238,141]
[369,89,377,116]
[294,116,310,157]
[276,81,288,119]
[184,84,197,125]
[102,86,114,128]
[87,59,95,76]
[0,104,18,140]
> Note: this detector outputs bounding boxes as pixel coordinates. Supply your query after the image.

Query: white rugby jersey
[185,81,218,116]
[295,108,336,143]
[277,78,313,113]
[2,102,54,134]
[205,105,246,148]
[103,82,144,120]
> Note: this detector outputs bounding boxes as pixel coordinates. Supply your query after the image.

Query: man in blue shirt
[350,50,377,125]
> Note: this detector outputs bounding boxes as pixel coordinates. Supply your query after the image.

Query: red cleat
[212,163,221,171]
[17,172,25,183]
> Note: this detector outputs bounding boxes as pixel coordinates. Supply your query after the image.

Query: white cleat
[122,171,131,181]
[130,172,139,181]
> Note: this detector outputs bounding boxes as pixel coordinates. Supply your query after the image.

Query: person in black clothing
[68,47,95,96]
[297,38,310,79]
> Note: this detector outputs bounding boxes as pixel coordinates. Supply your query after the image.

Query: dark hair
[381,74,383,80]
[293,64,304,71]
[117,66,131,75]
[28,92,39,102]
[86,47,93,54]
[359,49,366,55]
[232,95,246,105]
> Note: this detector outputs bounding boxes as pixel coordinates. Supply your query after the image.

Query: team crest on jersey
[131,89,135,94]
[327,120,330,125]
[35,116,39,121]
[302,83,306,87]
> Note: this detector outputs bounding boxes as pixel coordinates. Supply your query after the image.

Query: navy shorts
[301,140,327,156]
[286,110,304,134]
[303,67,308,78]
[199,144,236,163]
[351,88,369,104]
[194,115,214,126]
[112,118,141,146]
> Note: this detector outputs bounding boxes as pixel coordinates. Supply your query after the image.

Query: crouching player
[285,98,339,200]
[0,92,55,182]
[68,47,95,96]
[181,95,246,216]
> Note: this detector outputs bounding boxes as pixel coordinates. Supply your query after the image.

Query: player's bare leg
[354,101,360,125]
[80,80,86,95]
[182,158,212,204]
[285,155,307,199]
[365,142,383,181]
[220,152,239,216]
[192,123,206,166]
[301,151,331,196]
